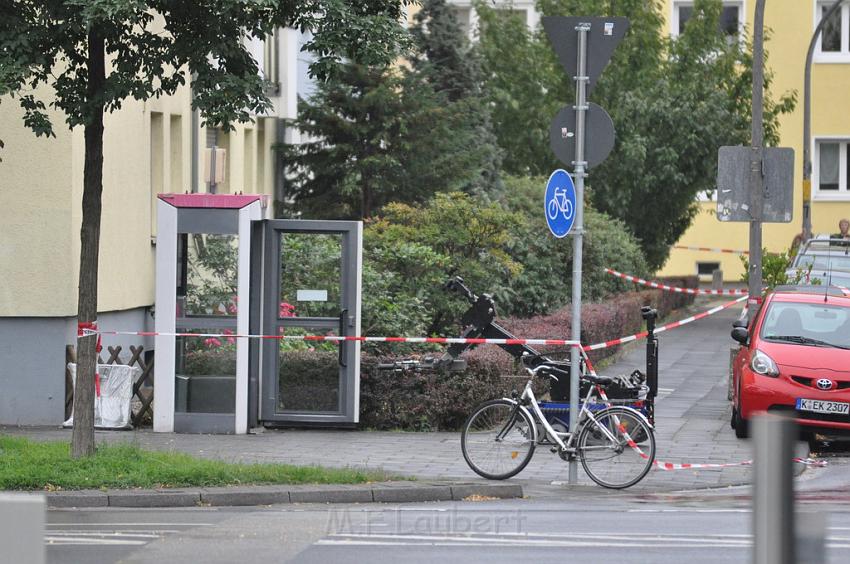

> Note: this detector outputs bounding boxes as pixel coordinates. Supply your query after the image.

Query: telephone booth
[153,194,363,434]
[154,194,266,434]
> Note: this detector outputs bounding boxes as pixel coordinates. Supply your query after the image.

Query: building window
[697,261,721,276]
[814,139,850,199]
[150,112,164,239]
[815,1,850,61]
[672,1,743,42]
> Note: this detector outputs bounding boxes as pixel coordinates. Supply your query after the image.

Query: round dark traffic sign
[549,103,616,170]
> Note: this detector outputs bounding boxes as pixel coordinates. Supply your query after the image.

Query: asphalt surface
[46,478,850,564]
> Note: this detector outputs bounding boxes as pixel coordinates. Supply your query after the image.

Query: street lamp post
[802,0,848,241]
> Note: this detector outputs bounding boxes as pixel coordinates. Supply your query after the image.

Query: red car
[730,285,850,438]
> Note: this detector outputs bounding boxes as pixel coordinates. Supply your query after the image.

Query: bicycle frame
[509,377,623,454]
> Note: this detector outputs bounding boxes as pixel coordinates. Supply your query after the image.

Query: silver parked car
[788,236,850,288]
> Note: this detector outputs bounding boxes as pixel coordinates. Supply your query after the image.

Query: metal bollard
[712,268,724,291]
[0,493,45,564]
[752,415,795,564]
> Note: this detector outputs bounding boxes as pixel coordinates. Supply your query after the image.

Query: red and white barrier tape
[83,329,584,348]
[605,268,748,296]
[580,350,827,471]
[582,295,748,351]
[674,245,749,255]
[83,294,746,352]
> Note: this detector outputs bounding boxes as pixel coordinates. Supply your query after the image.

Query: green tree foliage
[280,64,483,219]
[409,0,502,195]
[282,0,503,219]
[477,0,796,270]
[410,0,480,101]
[0,0,409,456]
[496,176,649,316]
[365,192,522,335]
[739,248,814,291]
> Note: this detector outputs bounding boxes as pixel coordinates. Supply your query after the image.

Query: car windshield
[793,254,850,273]
[760,301,850,348]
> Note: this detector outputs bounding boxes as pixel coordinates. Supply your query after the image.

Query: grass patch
[0,435,399,491]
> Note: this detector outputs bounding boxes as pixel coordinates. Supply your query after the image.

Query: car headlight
[751,349,779,377]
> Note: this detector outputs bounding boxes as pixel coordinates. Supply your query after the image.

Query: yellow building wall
[658,0,850,280]
[1,75,277,317]
[0,91,76,316]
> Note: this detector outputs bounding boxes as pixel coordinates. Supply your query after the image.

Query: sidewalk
[2,296,810,499]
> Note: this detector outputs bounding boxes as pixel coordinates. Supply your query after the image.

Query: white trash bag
[64,363,139,429]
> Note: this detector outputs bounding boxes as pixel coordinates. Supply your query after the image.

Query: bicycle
[547,187,574,221]
[461,357,656,489]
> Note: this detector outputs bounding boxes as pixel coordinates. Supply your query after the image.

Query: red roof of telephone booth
[158,193,268,209]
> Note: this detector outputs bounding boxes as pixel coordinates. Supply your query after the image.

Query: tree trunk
[71,28,106,459]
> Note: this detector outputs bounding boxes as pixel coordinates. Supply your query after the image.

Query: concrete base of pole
[0,493,45,564]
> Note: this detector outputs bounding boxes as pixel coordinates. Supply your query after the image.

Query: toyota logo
[816,378,834,390]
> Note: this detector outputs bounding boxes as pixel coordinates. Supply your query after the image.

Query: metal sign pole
[748,0,766,315]
[568,22,590,485]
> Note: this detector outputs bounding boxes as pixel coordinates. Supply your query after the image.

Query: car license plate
[796,398,850,415]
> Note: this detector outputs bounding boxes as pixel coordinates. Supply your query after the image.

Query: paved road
[5,296,790,493]
[47,479,850,564]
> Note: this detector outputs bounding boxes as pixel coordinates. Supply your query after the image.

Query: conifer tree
[410,0,502,196]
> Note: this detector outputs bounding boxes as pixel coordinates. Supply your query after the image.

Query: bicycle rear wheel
[461,399,536,480]
[578,406,655,489]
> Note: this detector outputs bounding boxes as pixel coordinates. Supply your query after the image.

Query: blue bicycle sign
[547,187,574,221]
[544,169,576,238]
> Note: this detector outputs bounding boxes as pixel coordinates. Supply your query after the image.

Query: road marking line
[327,533,751,546]
[46,531,167,538]
[317,539,750,548]
[627,509,749,513]
[45,537,149,546]
[47,522,215,527]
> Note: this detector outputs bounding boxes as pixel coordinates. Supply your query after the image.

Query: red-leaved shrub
[360,283,697,430]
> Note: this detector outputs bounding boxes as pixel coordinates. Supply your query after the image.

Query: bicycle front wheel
[547,198,559,220]
[461,399,536,480]
[578,406,655,489]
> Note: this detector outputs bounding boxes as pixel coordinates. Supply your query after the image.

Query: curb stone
[43,481,523,508]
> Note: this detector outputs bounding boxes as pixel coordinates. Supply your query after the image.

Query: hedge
[360,281,697,430]
[181,278,697,431]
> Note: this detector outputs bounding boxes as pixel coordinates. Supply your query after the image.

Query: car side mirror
[732,318,747,329]
[731,326,749,346]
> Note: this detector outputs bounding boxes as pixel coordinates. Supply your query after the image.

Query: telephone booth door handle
[338,309,348,368]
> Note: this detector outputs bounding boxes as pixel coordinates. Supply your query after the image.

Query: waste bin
[64,364,139,429]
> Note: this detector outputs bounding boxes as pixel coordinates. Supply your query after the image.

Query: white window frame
[814,1,850,63]
[671,0,746,39]
[443,0,539,41]
[813,137,850,201]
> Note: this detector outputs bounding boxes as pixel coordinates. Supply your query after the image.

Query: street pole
[803,0,847,241]
[568,22,590,485]
[748,0,766,315]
